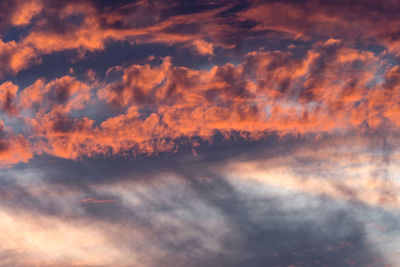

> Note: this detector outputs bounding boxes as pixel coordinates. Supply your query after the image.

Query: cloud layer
[1,1,400,266]
[0,41,399,166]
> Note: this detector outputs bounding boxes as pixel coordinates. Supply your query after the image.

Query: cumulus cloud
[0,42,395,164]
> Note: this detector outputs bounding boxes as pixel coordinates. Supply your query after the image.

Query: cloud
[0,0,43,34]
[2,1,400,266]
[2,0,400,78]
[0,40,396,164]
[0,121,32,167]
[0,0,239,76]
[192,40,214,55]
[11,0,43,26]
[0,40,40,76]
[0,141,394,266]
[241,0,400,54]
[0,81,18,115]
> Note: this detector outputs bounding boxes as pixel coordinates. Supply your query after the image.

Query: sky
[0,0,400,266]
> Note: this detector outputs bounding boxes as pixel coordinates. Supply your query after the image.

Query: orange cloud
[0,1,233,76]
[3,0,400,77]
[0,45,392,163]
[0,81,19,115]
[0,121,32,167]
[0,33,398,166]
[192,40,214,55]
[241,1,400,54]
[11,0,43,26]
[0,40,39,75]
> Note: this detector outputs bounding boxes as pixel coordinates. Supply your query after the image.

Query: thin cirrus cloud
[1,0,400,266]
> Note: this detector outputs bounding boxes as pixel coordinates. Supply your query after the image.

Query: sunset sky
[1,0,400,266]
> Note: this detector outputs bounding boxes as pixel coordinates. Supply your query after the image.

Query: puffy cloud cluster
[0,40,397,166]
